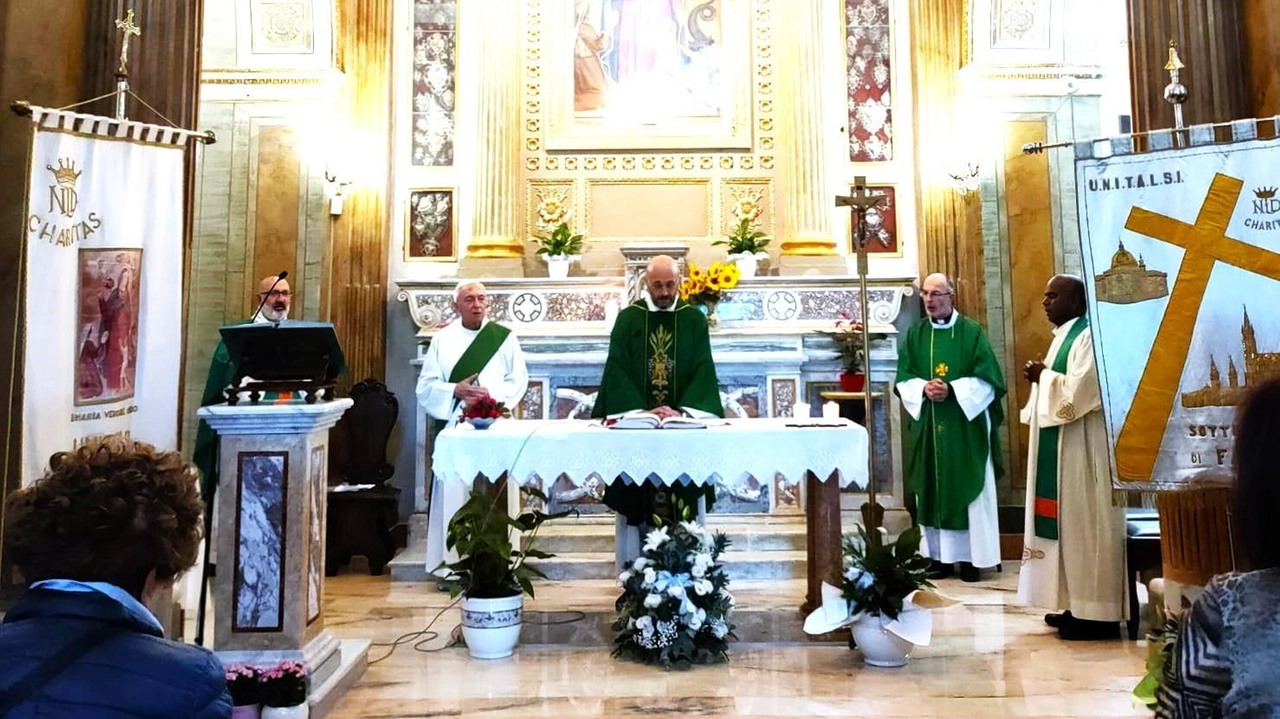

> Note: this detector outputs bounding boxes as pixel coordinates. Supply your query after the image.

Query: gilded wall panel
[585,180,712,239]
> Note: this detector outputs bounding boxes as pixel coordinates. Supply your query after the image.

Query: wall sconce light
[948,161,981,196]
[324,168,351,216]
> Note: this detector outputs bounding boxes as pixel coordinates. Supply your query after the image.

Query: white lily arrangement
[613,517,735,669]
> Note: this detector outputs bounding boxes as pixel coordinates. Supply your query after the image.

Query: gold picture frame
[544,0,754,151]
[405,188,457,262]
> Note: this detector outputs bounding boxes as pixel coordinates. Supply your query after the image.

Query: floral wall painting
[549,0,752,151]
[412,0,457,166]
[845,0,893,162]
[406,189,456,261]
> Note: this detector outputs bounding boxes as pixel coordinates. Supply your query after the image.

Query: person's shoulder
[131,633,228,682]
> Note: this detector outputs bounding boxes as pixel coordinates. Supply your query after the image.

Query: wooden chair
[1126,509,1162,640]
[326,378,401,576]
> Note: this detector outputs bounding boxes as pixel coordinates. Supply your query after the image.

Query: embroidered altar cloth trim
[432,418,870,490]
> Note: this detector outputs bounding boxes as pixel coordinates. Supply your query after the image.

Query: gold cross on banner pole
[115,8,142,76]
[1114,172,1280,481]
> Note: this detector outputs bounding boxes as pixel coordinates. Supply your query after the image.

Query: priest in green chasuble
[593,255,724,565]
[895,273,1006,582]
[193,274,294,505]
[1016,275,1125,640]
[416,281,529,576]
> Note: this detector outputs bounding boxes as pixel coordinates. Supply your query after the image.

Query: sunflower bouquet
[680,261,740,306]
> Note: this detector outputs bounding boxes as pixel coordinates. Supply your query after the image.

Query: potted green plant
[815,313,887,392]
[535,222,584,280]
[841,526,937,666]
[713,218,770,278]
[804,526,953,666]
[435,485,575,659]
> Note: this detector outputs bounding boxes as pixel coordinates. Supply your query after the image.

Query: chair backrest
[341,378,398,485]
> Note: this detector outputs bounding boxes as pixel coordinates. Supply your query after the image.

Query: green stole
[1032,316,1089,541]
[430,322,511,435]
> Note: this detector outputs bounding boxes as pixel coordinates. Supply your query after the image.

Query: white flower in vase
[643,593,663,609]
[642,526,670,552]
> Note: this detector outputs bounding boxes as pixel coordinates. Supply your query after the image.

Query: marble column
[197,400,369,715]
[777,0,843,275]
[459,0,524,276]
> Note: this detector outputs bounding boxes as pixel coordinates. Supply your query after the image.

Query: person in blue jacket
[0,437,231,717]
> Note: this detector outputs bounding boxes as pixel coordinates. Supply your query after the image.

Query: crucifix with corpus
[115,8,142,77]
[834,177,888,542]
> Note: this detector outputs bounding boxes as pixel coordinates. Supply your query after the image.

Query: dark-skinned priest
[895,272,1006,583]
[593,255,724,568]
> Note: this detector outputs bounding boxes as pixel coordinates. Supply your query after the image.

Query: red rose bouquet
[462,396,509,421]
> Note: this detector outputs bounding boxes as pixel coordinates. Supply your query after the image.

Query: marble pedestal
[197,400,367,716]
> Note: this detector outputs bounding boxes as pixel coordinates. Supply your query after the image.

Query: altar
[430,417,869,609]
[389,270,917,583]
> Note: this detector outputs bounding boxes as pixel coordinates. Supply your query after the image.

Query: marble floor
[318,566,1151,718]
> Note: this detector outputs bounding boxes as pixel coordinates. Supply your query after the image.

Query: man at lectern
[416,280,529,577]
[193,273,292,503]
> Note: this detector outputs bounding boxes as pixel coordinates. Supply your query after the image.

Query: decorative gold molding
[780,235,839,256]
[465,237,525,259]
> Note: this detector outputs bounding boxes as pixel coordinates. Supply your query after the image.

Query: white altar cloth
[426,418,869,576]
[432,417,870,490]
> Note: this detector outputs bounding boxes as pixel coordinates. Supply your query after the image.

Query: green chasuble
[193,330,242,506]
[895,314,1006,532]
[593,299,724,524]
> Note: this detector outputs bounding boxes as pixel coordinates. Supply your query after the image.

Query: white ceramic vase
[849,614,915,667]
[262,704,308,719]
[727,252,764,279]
[543,254,578,279]
[461,593,524,659]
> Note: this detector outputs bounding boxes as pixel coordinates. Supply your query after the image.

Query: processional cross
[834,177,887,541]
[115,9,142,76]
[1115,173,1280,481]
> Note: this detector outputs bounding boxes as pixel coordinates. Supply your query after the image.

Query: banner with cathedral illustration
[19,110,189,485]
[1075,125,1280,490]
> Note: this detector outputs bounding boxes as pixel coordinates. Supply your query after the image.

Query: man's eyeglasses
[921,290,952,299]
[260,290,292,298]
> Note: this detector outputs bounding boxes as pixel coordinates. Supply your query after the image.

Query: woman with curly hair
[0,437,231,717]
[1157,377,1280,717]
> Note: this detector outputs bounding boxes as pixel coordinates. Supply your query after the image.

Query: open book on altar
[605,412,707,430]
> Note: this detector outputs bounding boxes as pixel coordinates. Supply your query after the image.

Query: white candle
[822,401,840,420]
[791,403,810,419]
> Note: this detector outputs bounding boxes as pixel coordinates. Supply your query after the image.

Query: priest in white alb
[416,281,529,577]
[1016,274,1126,641]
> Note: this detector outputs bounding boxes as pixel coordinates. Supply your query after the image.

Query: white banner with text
[1076,128,1280,490]
[21,115,186,484]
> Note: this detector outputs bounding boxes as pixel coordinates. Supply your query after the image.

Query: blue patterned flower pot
[467,417,495,430]
[460,593,523,659]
